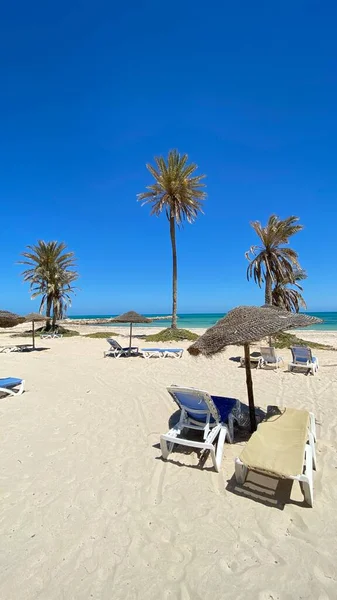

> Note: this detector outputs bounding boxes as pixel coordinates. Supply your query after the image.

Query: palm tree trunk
[46,297,52,331]
[264,271,273,305]
[265,272,273,346]
[52,311,57,330]
[169,212,178,329]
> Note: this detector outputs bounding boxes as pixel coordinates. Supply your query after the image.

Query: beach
[1,324,337,599]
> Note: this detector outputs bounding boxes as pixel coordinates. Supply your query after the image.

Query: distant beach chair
[0,345,23,353]
[40,333,63,339]
[104,338,139,358]
[259,346,284,369]
[0,377,25,397]
[140,348,184,359]
[235,407,317,506]
[288,346,318,375]
[160,385,240,472]
[240,352,263,368]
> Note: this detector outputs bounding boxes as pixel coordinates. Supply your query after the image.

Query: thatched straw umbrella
[111,311,152,350]
[0,310,25,328]
[25,313,50,349]
[188,305,322,432]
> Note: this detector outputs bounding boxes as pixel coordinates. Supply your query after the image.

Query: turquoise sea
[69,312,337,331]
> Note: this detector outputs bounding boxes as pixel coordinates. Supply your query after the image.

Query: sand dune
[1,329,337,598]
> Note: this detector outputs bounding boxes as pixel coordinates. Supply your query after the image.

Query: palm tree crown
[137,150,206,223]
[137,150,206,328]
[272,269,307,313]
[245,215,303,304]
[19,241,78,328]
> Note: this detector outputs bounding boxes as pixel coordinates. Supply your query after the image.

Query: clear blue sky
[1,0,336,315]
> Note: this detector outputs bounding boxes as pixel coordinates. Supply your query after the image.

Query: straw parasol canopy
[0,310,25,328]
[111,311,152,350]
[25,312,50,349]
[188,305,322,432]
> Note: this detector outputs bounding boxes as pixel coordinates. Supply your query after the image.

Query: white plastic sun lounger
[140,348,184,359]
[288,346,318,375]
[0,377,25,396]
[160,386,240,472]
[104,338,139,358]
[260,346,284,369]
[40,333,63,339]
[235,407,317,506]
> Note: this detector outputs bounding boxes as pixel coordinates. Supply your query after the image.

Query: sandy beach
[1,325,337,599]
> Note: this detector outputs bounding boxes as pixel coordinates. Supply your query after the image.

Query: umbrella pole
[244,343,257,433]
[129,322,133,352]
[32,320,35,350]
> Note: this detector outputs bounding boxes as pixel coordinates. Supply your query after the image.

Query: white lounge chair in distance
[140,348,184,359]
[104,338,139,358]
[0,377,25,396]
[235,407,317,506]
[260,346,284,369]
[40,333,63,339]
[160,386,239,472]
[288,346,319,375]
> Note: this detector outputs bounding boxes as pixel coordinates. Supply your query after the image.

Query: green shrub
[12,327,79,338]
[84,331,118,339]
[145,328,199,342]
[273,332,334,350]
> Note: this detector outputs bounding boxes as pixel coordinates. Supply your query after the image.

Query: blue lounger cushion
[0,377,23,388]
[173,389,237,423]
[295,356,317,364]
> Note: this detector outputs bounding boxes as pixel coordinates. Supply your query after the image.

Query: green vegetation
[19,240,78,329]
[84,331,118,338]
[273,332,334,350]
[246,215,303,306]
[138,150,206,329]
[145,328,199,342]
[272,269,307,312]
[13,325,79,338]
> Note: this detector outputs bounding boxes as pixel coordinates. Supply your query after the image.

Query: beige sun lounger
[235,407,316,506]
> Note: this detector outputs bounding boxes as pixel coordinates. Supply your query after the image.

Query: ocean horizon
[69,311,337,331]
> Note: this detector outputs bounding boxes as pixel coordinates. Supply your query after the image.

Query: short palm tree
[272,269,307,313]
[137,150,206,328]
[246,215,303,304]
[19,241,78,329]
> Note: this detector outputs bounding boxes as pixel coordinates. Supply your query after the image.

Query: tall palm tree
[272,269,307,313]
[19,241,78,329]
[246,215,303,304]
[137,150,206,329]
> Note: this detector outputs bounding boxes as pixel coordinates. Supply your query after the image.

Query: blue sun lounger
[0,377,25,396]
[160,385,240,471]
[288,346,319,375]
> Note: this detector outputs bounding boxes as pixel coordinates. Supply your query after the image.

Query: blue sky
[1,0,336,315]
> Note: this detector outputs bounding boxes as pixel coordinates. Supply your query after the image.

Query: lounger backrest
[167,386,220,423]
[291,346,312,364]
[107,338,122,351]
[260,346,277,363]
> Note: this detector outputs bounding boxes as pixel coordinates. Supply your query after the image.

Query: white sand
[1,326,337,599]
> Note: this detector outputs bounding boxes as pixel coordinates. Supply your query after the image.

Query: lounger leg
[301,445,314,507]
[17,380,25,395]
[227,414,234,443]
[308,431,317,470]
[235,458,248,484]
[160,436,173,459]
[212,427,227,472]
